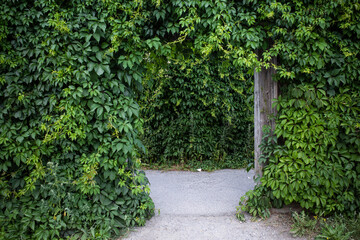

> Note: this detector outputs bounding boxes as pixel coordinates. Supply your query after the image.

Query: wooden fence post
[254,56,278,177]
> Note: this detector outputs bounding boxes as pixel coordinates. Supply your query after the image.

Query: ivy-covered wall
[0,0,359,238]
[260,0,360,214]
[238,0,360,217]
[0,1,154,239]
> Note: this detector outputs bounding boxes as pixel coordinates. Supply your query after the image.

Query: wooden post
[254,56,278,177]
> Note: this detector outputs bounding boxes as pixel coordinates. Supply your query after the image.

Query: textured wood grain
[254,57,278,177]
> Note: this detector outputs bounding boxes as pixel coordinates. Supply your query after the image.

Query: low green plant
[236,184,272,221]
[346,213,360,240]
[289,211,360,240]
[315,213,360,240]
[236,126,281,221]
[316,222,352,240]
[290,211,319,237]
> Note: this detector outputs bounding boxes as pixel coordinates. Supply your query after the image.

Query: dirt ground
[120,170,306,240]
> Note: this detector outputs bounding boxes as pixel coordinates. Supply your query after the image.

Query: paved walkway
[121,169,302,240]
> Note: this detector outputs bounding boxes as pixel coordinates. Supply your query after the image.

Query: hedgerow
[0,1,154,239]
[238,0,360,218]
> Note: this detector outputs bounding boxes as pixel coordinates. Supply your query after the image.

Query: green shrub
[262,84,360,215]
[0,1,154,239]
[237,184,271,221]
[290,211,318,238]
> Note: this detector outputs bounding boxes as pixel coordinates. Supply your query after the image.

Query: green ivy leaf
[95,65,104,76]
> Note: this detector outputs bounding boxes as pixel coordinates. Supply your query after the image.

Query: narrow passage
[122,169,302,240]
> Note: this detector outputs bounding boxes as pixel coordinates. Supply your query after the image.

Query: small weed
[315,222,352,240]
[236,206,246,222]
[290,211,360,240]
[346,213,360,240]
[290,211,319,237]
[316,213,360,240]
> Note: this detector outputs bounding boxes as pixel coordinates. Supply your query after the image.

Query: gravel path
[121,169,304,240]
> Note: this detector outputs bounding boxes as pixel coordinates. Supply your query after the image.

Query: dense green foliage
[138,0,360,216]
[0,1,155,239]
[136,0,263,169]
[0,0,359,238]
[140,55,253,169]
[141,0,360,216]
[238,0,360,217]
[265,85,359,214]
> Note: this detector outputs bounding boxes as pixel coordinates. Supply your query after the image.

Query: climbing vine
[0,1,155,239]
[238,0,360,218]
[0,0,359,239]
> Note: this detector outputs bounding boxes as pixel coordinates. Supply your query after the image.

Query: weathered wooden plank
[254,57,278,177]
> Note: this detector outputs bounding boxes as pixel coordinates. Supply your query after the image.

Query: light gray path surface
[121,169,302,240]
